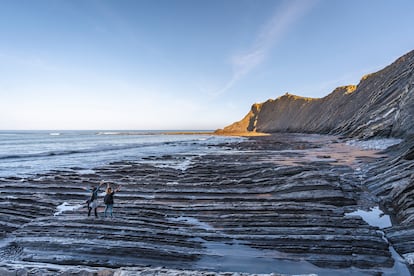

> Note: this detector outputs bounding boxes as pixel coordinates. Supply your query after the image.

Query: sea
[0,130,241,178]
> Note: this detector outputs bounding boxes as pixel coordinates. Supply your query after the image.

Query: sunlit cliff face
[361,73,374,81]
[344,85,357,94]
[278,93,317,101]
[218,49,414,138]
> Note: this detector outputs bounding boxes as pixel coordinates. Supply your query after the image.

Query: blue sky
[0,0,413,130]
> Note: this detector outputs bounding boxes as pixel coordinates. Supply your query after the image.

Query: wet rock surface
[359,136,414,270]
[0,134,411,275]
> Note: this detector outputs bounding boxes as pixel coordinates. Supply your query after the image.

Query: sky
[0,0,413,130]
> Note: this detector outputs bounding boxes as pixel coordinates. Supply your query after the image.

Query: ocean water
[0,130,240,178]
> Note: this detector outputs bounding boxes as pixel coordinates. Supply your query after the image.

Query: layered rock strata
[217,50,414,139]
[0,134,408,275]
[215,49,414,273]
[355,136,414,268]
[2,49,414,275]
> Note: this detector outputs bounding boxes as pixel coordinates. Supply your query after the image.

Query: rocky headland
[216,50,414,138]
[1,49,414,275]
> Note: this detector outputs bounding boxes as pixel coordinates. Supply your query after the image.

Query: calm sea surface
[0,130,240,178]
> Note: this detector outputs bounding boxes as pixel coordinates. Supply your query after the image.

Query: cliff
[216,49,414,139]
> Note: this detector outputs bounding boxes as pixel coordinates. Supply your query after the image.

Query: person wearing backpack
[104,182,121,218]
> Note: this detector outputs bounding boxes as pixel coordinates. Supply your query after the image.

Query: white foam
[169,216,214,230]
[151,157,193,171]
[54,202,82,216]
[77,169,95,175]
[96,132,121,135]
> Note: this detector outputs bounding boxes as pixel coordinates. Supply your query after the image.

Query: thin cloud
[215,0,317,96]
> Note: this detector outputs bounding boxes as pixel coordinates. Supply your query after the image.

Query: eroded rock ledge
[0,134,410,275]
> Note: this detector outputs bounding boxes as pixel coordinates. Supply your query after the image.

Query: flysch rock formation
[1,49,414,275]
[0,134,411,275]
[216,50,414,138]
[361,136,414,269]
[215,49,414,274]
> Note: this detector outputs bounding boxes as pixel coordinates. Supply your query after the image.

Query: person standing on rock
[104,182,121,218]
[84,180,105,218]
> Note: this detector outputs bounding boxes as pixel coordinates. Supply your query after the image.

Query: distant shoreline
[0,129,269,138]
[162,131,269,137]
[161,131,215,135]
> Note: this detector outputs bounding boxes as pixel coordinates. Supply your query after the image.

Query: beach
[0,132,409,275]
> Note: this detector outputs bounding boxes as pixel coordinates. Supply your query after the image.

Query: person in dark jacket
[84,180,105,218]
[104,182,121,218]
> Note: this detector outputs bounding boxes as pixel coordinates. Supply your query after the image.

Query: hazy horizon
[1,0,414,130]
[0,129,216,131]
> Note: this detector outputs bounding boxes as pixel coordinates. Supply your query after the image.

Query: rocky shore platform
[0,134,412,275]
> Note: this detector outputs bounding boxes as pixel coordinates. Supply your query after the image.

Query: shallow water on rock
[195,240,371,276]
[345,206,392,229]
[0,133,412,275]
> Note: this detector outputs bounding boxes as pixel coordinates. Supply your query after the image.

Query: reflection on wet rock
[0,134,411,275]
